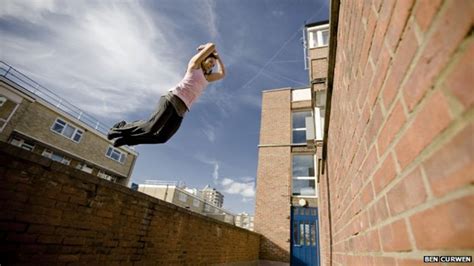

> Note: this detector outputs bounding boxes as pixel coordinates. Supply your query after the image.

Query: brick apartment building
[256,0,473,265]
[255,21,329,264]
[318,0,473,265]
[0,61,138,185]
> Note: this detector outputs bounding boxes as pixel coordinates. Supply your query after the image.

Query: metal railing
[0,61,110,135]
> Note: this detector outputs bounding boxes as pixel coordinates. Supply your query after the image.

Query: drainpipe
[323,0,341,265]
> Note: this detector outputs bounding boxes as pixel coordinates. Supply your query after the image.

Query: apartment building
[254,21,329,264]
[201,184,224,208]
[138,180,234,224]
[0,61,138,185]
[234,212,254,231]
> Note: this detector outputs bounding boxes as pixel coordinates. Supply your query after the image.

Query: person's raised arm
[188,43,216,70]
[206,51,226,82]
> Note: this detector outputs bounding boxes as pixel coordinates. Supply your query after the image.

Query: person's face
[202,57,216,73]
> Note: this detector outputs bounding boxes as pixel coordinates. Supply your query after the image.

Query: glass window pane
[292,179,316,196]
[321,29,329,46]
[73,131,82,142]
[111,150,120,161]
[52,122,64,133]
[292,155,314,176]
[292,111,311,129]
[292,130,306,144]
[106,147,112,156]
[119,154,126,163]
[63,124,75,138]
[51,153,63,162]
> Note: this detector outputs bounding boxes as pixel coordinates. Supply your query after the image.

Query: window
[97,171,117,182]
[205,204,211,212]
[10,137,35,151]
[51,118,84,143]
[42,149,71,165]
[0,94,20,132]
[307,25,329,48]
[106,146,127,164]
[292,111,312,144]
[193,198,200,207]
[179,192,187,202]
[292,154,317,197]
[314,90,326,140]
[76,163,93,174]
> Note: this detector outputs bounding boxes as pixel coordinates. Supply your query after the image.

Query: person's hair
[202,54,217,74]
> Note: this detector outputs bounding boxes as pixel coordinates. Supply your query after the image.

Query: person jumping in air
[107,42,225,147]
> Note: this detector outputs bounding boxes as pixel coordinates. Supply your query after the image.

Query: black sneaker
[112,120,127,129]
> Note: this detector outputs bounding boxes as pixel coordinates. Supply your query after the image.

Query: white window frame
[307,25,329,48]
[292,110,313,145]
[0,95,20,133]
[97,170,117,182]
[76,163,93,174]
[50,118,84,143]
[106,146,127,164]
[42,149,71,165]
[10,137,35,151]
[292,154,317,198]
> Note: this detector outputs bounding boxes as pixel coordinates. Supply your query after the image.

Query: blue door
[291,207,320,266]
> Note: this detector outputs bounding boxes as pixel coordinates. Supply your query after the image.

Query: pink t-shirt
[170,68,209,110]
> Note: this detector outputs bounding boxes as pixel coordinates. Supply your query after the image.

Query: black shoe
[112,120,127,129]
[113,137,128,147]
[107,131,122,140]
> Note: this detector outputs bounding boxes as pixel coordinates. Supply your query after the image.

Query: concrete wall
[319,0,474,265]
[0,142,260,265]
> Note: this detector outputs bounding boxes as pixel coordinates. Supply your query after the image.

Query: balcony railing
[0,61,110,135]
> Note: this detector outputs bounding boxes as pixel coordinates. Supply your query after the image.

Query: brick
[386,167,427,215]
[37,235,64,244]
[443,41,474,109]
[373,256,396,265]
[373,153,397,194]
[385,0,415,51]
[368,47,391,110]
[395,91,452,169]
[366,229,381,252]
[382,25,419,109]
[0,222,28,232]
[403,0,473,111]
[424,123,474,197]
[414,0,443,32]
[361,182,375,206]
[369,196,389,226]
[378,101,407,156]
[365,103,384,147]
[361,147,378,180]
[410,195,474,249]
[6,233,37,243]
[370,0,396,62]
[380,219,412,251]
[398,258,442,266]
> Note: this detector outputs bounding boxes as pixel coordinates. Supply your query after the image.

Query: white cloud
[0,1,186,121]
[220,177,255,198]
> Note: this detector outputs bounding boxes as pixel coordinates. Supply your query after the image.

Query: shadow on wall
[259,235,290,264]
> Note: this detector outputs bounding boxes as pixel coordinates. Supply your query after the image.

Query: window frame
[105,146,127,164]
[50,118,84,143]
[292,110,313,145]
[307,25,330,48]
[291,153,317,198]
[41,149,71,165]
[178,192,188,202]
[10,137,35,151]
[0,95,20,133]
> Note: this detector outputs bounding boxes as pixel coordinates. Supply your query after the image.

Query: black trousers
[109,93,185,147]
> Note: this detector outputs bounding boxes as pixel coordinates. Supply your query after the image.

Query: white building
[201,185,224,208]
[235,212,254,231]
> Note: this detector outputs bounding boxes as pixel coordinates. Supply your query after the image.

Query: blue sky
[0,0,328,215]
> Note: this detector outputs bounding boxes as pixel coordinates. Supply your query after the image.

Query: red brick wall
[0,142,260,265]
[320,0,473,265]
